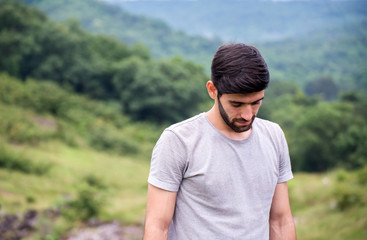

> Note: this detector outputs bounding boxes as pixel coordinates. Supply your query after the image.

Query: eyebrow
[229,97,265,105]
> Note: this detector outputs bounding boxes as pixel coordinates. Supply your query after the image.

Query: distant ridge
[15,0,221,66]
[16,0,367,92]
[109,0,367,43]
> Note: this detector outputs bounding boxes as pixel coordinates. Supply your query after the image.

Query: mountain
[14,0,367,92]
[15,0,221,64]
[259,20,367,89]
[106,0,367,43]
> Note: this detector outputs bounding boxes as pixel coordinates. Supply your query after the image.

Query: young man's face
[217,90,265,133]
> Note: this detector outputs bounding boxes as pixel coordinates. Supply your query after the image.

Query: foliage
[0,1,209,124]
[119,58,207,123]
[0,73,160,157]
[333,166,367,211]
[260,20,367,93]
[15,0,221,63]
[304,76,339,100]
[84,174,107,190]
[0,143,51,174]
[287,169,367,240]
[62,186,105,221]
[260,81,367,172]
[292,100,367,171]
[0,104,57,144]
[334,183,365,211]
[117,0,367,44]
[0,0,366,211]
[16,0,367,94]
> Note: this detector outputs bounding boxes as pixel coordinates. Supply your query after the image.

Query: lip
[236,121,249,126]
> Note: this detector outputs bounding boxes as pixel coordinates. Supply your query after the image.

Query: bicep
[144,184,177,234]
[270,182,292,220]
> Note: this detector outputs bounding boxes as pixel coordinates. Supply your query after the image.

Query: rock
[0,210,143,240]
[18,210,38,231]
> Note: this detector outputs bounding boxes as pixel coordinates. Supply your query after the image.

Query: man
[143,43,296,240]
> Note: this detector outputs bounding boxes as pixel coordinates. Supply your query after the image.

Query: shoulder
[158,113,207,148]
[254,117,282,133]
[166,113,206,136]
[254,118,290,159]
[253,118,286,143]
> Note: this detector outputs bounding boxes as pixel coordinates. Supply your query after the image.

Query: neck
[206,106,252,141]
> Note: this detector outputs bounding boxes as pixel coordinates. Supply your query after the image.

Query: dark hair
[211,43,270,95]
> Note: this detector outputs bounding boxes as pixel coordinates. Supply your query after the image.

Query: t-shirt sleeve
[148,129,187,192]
[277,127,294,183]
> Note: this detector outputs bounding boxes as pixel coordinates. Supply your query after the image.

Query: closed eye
[251,101,262,106]
[231,103,242,108]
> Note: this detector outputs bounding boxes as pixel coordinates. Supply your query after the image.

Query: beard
[218,97,256,133]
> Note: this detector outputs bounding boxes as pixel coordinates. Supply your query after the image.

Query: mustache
[232,115,256,123]
[233,118,249,122]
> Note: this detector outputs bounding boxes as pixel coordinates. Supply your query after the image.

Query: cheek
[253,104,262,115]
[228,108,241,118]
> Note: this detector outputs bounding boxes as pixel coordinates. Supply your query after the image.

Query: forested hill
[111,0,367,43]
[260,20,367,91]
[14,0,221,64]
[14,0,367,93]
[0,1,209,124]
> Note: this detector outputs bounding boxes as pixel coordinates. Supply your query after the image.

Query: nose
[240,105,253,121]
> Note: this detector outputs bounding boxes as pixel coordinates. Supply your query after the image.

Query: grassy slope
[289,172,367,239]
[1,137,366,238]
[0,130,150,224]
[0,74,158,225]
[0,76,366,238]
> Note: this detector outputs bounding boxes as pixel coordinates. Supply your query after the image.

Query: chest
[181,136,280,203]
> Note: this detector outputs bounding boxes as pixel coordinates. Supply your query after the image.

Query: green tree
[290,103,343,171]
[121,58,208,123]
[0,1,45,77]
[304,77,339,101]
[1,1,210,123]
[290,99,367,172]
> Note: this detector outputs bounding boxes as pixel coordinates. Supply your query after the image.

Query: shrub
[84,174,107,190]
[335,169,349,182]
[0,103,57,144]
[333,168,367,211]
[88,126,139,155]
[333,183,364,211]
[357,165,367,186]
[0,145,51,175]
[62,186,104,221]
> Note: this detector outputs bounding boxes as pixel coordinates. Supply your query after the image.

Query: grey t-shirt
[148,113,293,240]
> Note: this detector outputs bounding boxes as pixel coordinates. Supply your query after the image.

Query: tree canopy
[0,1,208,123]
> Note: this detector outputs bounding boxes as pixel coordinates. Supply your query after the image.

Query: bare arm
[269,182,296,240]
[143,184,177,240]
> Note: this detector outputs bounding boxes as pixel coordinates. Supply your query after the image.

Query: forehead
[221,90,265,103]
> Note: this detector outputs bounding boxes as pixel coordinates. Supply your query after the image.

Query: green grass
[0,74,156,229]
[289,170,367,239]
[0,140,150,224]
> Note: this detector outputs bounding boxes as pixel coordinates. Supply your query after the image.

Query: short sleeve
[148,129,187,192]
[277,128,294,183]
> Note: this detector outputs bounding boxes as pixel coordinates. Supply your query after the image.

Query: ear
[206,80,218,100]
